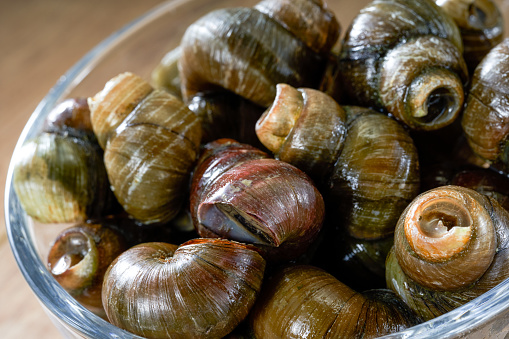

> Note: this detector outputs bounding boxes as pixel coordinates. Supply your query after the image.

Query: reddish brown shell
[190,139,325,261]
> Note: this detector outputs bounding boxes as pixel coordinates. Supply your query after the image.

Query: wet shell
[461,38,509,172]
[47,222,127,317]
[251,265,421,338]
[13,98,113,224]
[102,238,266,339]
[88,72,202,224]
[190,139,325,261]
[338,0,468,131]
[433,0,504,72]
[178,0,339,107]
[386,185,509,320]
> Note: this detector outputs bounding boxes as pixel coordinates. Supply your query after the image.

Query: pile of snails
[12,0,509,337]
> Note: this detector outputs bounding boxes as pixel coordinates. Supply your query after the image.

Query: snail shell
[178,0,339,107]
[461,38,509,172]
[329,106,421,239]
[433,0,504,72]
[88,72,202,224]
[190,139,325,261]
[256,83,347,183]
[257,87,420,240]
[338,0,468,131]
[250,265,421,338]
[386,185,509,320]
[13,98,114,224]
[47,221,127,318]
[102,238,266,339]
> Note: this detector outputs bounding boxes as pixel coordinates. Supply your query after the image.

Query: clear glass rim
[5,0,509,337]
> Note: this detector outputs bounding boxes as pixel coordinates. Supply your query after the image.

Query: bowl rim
[5,0,509,337]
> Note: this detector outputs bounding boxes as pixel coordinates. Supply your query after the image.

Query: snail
[88,72,202,225]
[250,265,421,338]
[189,138,325,261]
[102,238,266,339]
[256,84,420,240]
[461,37,509,174]
[433,0,504,72]
[12,98,115,224]
[386,185,509,321]
[47,221,128,318]
[338,0,468,131]
[178,0,340,108]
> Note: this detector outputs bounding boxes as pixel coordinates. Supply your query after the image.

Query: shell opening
[48,230,99,291]
[199,202,276,246]
[406,197,473,262]
[49,232,91,275]
[407,68,463,130]
[468,3,487,28]
[417,87,457,124]
[255,84,303,154]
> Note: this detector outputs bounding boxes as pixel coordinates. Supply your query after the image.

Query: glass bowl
[5,0,509,338]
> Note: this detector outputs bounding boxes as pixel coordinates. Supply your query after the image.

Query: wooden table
[0,1,165,337]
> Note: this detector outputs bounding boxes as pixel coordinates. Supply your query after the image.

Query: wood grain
[0,1,164,337]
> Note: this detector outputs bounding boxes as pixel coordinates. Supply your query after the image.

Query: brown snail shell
[102,238,266,339]
[178,0,339,108]
[250,265,421,338]
[338,0,468,131]
[47,221,127,318]
[257,86,420,240]
[433,0,504,72]
[12,98,115,224]
[386,185,509,320]
[461,38,509,172]
[190,139,325,261]
[88,72,202,224]
[330,106,420,239]
[256,83,347,182]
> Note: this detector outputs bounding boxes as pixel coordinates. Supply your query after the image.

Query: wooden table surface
[0,1,165,337]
